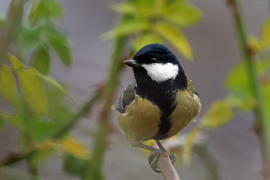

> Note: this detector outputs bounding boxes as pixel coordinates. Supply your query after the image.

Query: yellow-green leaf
[225,62,251,93]
[161,2,202,27]
[247,35,265,53]
[0,66,16,102]
[29,0,62,26]
[28,67,75,103]
[8,54,25,69]
[261,17,270,46]
[154,23,193,60]
[110,3,137,15]
[61,137,90,159]
[18,70,48,114]
[183,126,201,166]
[226,90,257,111]
[132,34,163,53]
[200,100,234,128]
[101,19,149,40]
[32,47,50,75]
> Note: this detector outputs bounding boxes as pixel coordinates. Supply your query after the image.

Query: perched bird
[115,43,201,171]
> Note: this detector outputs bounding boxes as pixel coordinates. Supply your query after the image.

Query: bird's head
[124,43,186,85]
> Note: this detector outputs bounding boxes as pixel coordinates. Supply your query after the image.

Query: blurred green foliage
[183,15,270,166]
[103,0,202,60]
[0,0,86,179]
[1,0,269,180]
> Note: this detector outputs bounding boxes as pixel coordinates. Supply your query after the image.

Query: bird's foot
[148,150,177,173]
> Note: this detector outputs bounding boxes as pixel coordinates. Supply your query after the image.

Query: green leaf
[31,116,57,141]
[63,154,89,178]
[32,47,50,75]
[48,36,71,67]
[2,102,25,131]
[154,23,193,60]
[8,54,25,69]
[29,0,62,26]
[101,19,149,40]
[28,67,75,102]
[110,1,154,18]
[225,62,250,92]
[226,89,256,110]
[200,100,234,129]
[225,61,268,94]
[132,34,163,53]
[17,70,48,114]
[110,3,137,15]
[162,2,202,27]
[0,66,16,102]
[30,114,70,141]
[261,17,270,46]
[18,28,41,53]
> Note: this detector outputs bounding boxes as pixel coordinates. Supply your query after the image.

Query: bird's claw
[148,150,177,173]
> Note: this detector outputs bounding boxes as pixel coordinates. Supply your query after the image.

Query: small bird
[115,43,201,172]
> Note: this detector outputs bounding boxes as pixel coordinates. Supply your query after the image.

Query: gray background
[0,0,269,179]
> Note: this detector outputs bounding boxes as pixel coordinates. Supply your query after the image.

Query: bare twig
[158,151,180,180]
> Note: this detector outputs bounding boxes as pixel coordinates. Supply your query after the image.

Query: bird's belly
[118,91,201,142]
[166,91,201,138]
[118,96,160,141]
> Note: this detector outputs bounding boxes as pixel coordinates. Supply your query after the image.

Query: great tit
[115,43,201,171]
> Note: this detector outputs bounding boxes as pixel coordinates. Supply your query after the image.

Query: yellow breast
[167,91,201,138]
[118,90,201,142]
[118,96,160,141]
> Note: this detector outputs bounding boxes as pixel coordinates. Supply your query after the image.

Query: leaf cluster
[18,0,71,75]
[102,0,202,60]
[0,0,90,176]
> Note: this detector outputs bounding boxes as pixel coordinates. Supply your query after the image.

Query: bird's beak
[124,60,140,68]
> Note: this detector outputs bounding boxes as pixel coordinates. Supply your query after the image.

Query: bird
[115,43,201,172]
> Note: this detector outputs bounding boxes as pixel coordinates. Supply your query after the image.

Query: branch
[0,0,24,66]
[228,0,270,179]
[158,151,180,180]
[0,89,101,166]
[83,37,127,180]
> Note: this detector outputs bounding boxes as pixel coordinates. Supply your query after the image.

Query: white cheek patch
[141,63,179,83]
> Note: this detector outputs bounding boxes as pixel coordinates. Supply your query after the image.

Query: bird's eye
[150,58,157,63]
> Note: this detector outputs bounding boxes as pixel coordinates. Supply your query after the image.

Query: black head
[132,43,179,65]
[124,43,187,87]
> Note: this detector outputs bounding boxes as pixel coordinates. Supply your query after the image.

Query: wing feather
[115,83,136,113]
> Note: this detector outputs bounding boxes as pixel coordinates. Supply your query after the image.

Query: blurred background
[0,0,269,180]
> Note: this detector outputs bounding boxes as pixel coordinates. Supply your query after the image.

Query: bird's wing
[115,83,136,113]
[186,77,199,97]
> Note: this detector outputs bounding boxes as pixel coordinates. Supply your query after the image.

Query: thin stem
[0,0,24,66]
[52,90,101,139]
[84,36,126,180]
[228,0,270,179]
[23,102,39,180]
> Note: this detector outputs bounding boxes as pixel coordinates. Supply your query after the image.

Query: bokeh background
[0,0,269,179]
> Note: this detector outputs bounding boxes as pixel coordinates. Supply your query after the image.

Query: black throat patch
[152,90,177,140]
[134,67,187,140]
